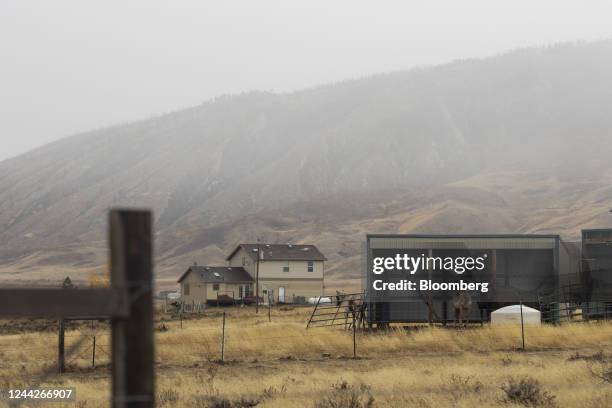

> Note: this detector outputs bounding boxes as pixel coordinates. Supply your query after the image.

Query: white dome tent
[490,304,541,326]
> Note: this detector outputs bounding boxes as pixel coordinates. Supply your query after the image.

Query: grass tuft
[314,379,375,408]
[500,377,556,407]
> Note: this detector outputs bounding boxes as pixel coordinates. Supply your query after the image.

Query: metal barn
[363,234,587,324]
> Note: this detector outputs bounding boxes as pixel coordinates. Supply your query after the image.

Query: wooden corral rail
[0,209,154,408]
[0,288,129,318]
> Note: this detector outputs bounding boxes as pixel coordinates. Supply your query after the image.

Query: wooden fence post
[58,319,65,374]
[110,210,154,407]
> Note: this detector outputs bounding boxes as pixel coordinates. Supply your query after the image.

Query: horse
[452,292,472,326]
[336,291,365,329]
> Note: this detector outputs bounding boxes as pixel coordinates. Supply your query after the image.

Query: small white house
[491,305,541,326]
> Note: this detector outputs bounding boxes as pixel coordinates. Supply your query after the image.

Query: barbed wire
[2,312,610,388]
[7,325,610,349]
[6,322,609,345]
[3,331,610,377]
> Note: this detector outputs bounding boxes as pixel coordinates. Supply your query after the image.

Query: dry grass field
[1,307,612,407]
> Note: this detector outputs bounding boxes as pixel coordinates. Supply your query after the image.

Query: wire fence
[2,308,611,377]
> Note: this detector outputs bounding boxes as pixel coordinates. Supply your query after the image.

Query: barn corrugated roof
[226,244,327,262]
[177,266,253,283]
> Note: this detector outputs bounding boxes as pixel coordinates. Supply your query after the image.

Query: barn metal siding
[369,236,557,250]
[365,234,566,324]
[582,229,612,302]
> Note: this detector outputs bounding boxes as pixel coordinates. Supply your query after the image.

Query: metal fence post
[58,319,65,374]
[221,311,226,362]
[352,312,357,359]
[520,301,525,351]
[92,335,96,368]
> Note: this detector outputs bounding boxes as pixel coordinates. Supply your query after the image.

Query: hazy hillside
[2,41,612,287]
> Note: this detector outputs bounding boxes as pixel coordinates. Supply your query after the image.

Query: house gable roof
[226,244,327,262]
[177,266,253,283]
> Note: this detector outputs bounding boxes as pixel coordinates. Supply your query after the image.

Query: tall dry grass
[1,308,611,407]
[2,307,612,369]
[154,319,612,364]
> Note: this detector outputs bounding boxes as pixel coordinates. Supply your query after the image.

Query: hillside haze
[2,41,612,287]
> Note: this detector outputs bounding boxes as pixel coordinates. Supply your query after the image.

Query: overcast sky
[1,0,611,161]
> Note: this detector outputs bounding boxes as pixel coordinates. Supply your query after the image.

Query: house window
[239,285,243,298]
[308,261,314,272]
[245,285,251,297]
[242,256,246,266]
[213,283,220,291]
[183,283,190,296]
[282,262,290,273]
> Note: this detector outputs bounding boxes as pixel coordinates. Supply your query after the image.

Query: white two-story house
[177,243,326,304]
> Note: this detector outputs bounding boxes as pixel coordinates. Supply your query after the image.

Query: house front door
[278,287,285,303]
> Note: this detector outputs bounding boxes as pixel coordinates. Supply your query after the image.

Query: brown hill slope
[2,169,611,289]
[2,41,612,287]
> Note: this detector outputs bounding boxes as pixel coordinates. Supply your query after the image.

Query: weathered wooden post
[0,209,148,406]
[110,210,154,407]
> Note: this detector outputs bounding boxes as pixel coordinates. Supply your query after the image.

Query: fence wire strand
[2,309,611,398]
